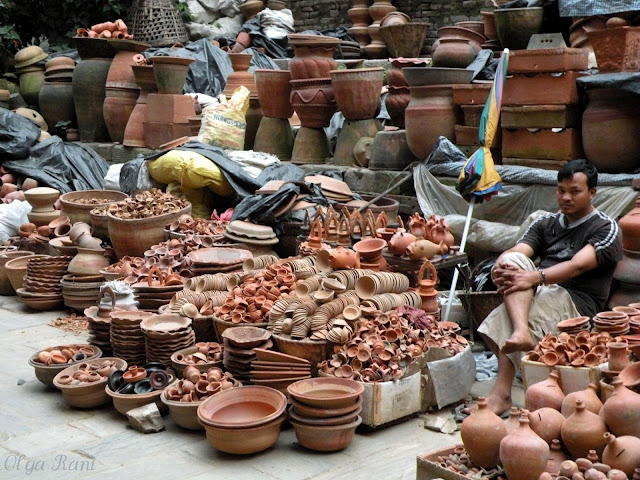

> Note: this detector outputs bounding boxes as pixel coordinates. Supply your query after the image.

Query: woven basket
[128,0,188,47]
[459,291,503,331]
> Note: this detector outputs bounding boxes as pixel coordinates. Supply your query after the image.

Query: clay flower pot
[151,56,195,95]
[254,69,292,119]
[494,7,544,50]
[290,78,336,128]
[329,67,383,121]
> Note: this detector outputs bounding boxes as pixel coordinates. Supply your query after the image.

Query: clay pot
[388,231,416,256]
[500,412,550,480]
[561,383,603,418]
[494,7,544,50]
[329,67,383,121]
[561,400,608,458]
[223,53,257,98]
[254,69,293,119]
[582,88,640,174]
[0,251,35,295]
[151,56,194,95]
[288,34,340,80]
[406,239,446,260]
[352,238,386,262]
[67,248,110,275]
[290,78,336,128]
[73,57,112,142]
[600,377,640,438]
[525,371,565,412]
[607,342,630,372]
[529,407,565,445]
[547,439,570,473]
[602,433,640,477]
[123,65,157,148]
[461,396,507,468]
[504,406,521,434]
[385,86,410,127]
[431,38,476,68]
[38,83,76,136]
[405,84,460,160]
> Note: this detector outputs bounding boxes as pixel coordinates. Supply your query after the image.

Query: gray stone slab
[0,424,100,458]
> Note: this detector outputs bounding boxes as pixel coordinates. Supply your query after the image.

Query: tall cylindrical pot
[73,58,112,142]
[38,82,76,135]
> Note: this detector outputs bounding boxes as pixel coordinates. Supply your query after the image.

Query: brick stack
[500,48,589,170]
[144,93,194,149]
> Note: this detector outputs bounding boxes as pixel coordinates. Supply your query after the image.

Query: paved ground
[0,295,524,480]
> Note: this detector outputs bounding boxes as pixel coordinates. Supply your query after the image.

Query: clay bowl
[105,372,175,415]
[0,250,35,295]
[197,385,287,428]
[160,386,204,431]
[290,415,362,452]
[212,316,268,340]
[28,345,102,388]
[287,377,364,409]
[353,238,387,262]
[4,254,51,291]
[59,190,128,225]
[221,326,271,349]
[289,395,363,419]
[170,346,223,377]
[618,362,640,389]
[288,404,362,426]
[200,413,286,454]
[53,357,127,408]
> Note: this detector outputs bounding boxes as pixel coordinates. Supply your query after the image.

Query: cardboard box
[421,345,476,411]
[360,371,422,428]
[521,355,603,394]
[416,446,466,480]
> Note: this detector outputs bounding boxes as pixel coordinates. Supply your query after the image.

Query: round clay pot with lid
[461,396,507,468]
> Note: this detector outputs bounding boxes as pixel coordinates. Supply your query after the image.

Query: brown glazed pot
[461,396,507,468]
[329,67,383,121]
[73,58,112,142]
[560,399,607,458]
[618,194,640,251]
[254,69,293,119]
[582,88,640,174]
[123,65,157,148]
[290,78,336,128]
[499,412,549,480]
[602,433,640,477]
[524,370,565,412]
[600,377,640,438]
[405,84,460,160]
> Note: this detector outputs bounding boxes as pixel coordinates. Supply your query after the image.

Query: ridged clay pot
[560,399,607,459]
[461,396,507,468]
[500,412,549,480]
[524,370,565,412]
[290,78,336,128]
[600,377,640,438]
[288,35,339,80]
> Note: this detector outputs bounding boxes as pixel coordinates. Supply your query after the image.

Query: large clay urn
[461,396,507,468]
[600,377,640,438]
[329,67,383,121]
[602,433,640,477]
[254,69,293,119]
[618,194,640,251]
[123,65,157,148]
[500,412,549,480]
[288,34,340,80]
[560,399,608,458]
[405,84,460,160]
[525,371,565,412]
[431,38,476,68]
[67,247,110,275]
[528,407,565,445]
[582,88,640,174]
[560,383,603,418]
[38,82,76,136]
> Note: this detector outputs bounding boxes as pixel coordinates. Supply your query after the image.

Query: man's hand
[492,262,539,295]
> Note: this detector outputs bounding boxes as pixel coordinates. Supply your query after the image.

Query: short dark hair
[558,159,598,189]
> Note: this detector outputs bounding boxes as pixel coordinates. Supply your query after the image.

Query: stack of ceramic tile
[186,246,252,275]
[140,314,195,366]
[16,256,71,310]
[304,175,354,203]
[593,311,630,336]
[250,348,311,395]
[221,326,273,383]
[222,221,278,249]
[501,47,589,170]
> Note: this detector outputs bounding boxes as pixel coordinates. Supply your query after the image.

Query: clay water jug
[618,194,640,251]
[500,411,550,480]
[529,407,565,445]
[602,433,640,477]
[546,439,569,473]
[525,371,565,412]
[504,406,522,434]
[561,400,608,459]
[561,383,603,418]
[461,396,507,468]
[600,377,640,437]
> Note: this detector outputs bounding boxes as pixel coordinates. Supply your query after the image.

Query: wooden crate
[416,446,467,480]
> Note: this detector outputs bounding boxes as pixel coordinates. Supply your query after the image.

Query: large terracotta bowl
[160,389,204,430]
[105,373,175,415]
[29,344,102,388]
[59,190,128,225]
[53,357,127,408]
[201,413,286,454]
[287,377,364,409]
[290,416,362,452]
[0,250,35,295]
[197,385,287,428]
[4,254,51,291]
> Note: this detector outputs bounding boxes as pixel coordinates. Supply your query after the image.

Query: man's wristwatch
[538,268,546,286]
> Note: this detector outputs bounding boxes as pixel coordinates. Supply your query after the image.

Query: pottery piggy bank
[388,231,416,256]
[328,246,360,269]
[406,239,447,260]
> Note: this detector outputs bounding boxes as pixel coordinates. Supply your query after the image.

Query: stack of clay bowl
[43,56,75,83]
[16,256,71,310]
[132,266,184,312]
[84,302,116,356]
[359,291,422,312]
[24,187,61,227]
[61,274,105,312]
[187,247,252,275]
[556,315,591,335]
[110,311,152,365]
[287,377,363,452]
[354,271,410,299]
[140,314,195,366]
[222,326,273,383]
[223,221,278,252]
[250,348,311,394]
[593,311,630,336]
[304,175,354,203]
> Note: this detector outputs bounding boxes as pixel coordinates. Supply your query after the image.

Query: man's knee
[499,252,536,272]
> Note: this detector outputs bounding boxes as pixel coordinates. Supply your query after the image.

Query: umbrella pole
[442,196,475,323]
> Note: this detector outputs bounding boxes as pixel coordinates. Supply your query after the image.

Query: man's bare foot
[501,331,535,355]
[462,392,513,416]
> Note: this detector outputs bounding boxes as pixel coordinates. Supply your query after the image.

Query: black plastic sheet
[0,109,40,160]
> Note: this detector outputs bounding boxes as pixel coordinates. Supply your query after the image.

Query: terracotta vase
[607,342,630,372]
[582,88,640,174]
[461,396,507,468]
[524,371,565,412]
[405,85,460,160]
[546,439,569,474]
[560,399,608,459]
[385,86,410,127]
[67,247,110,275]
[123,65,157,147]
[431,38,476,68]
[329,67,383,121]
[364,0,396,59]
[290,78,336,128]
[560,383,603,418]
[602,433,640,477]
[151,56,194,95]
[73,57,113,142]
[600,377,640,438]
[528,407,565,445]
[348,4,371,47]
[504,406,521,434]
[223,53,257,98]
[254,69,293,119]
[618,194,640,253]
[500,412,550,480]
[288,35,339,80]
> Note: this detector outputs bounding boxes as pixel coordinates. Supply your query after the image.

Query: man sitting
[473,159,622,415]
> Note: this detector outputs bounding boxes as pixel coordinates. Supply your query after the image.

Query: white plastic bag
[0,200,32,243]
